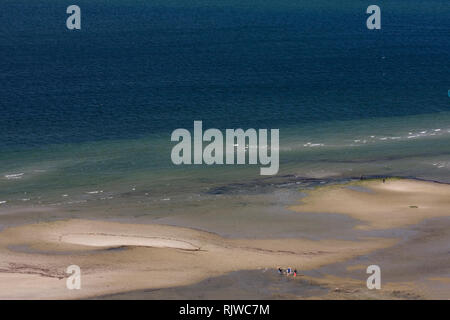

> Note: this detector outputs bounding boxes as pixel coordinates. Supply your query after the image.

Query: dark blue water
[0,0,450,207]
[1,0,449,149]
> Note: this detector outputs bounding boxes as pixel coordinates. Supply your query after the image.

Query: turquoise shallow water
[1,111,449,210]
[0,0,449,209]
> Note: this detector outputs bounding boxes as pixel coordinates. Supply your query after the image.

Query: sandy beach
[290,178,450,230]
[0,178,448,299]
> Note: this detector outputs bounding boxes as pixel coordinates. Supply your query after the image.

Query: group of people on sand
[277,267,298,277]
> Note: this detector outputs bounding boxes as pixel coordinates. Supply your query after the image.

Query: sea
[1,0,449,227]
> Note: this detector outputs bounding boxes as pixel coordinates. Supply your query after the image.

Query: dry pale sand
[290,178,450,230]
[0,219,394,299]
[0,178,448,299]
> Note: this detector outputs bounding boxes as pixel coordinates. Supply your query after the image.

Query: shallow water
[302,216,450,299]
[95,269,329,300]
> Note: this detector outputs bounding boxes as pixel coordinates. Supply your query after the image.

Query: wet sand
[290,178,450,230]
[0,178,449,299]
[0,218,394,299]
[95,216,450,300]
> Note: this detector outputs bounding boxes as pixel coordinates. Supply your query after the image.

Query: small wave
[86,190,103,194]
[356,127,450,144]
[4,173,24,180]
[0,201,6,205]
[432,162,449,169]
[303,142,325,147]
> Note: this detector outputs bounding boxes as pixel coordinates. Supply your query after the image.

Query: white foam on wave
[303,142,325,147]
[4,173,24,180]
[351,127,450,145]
[86,190,103,194]
[432,162,449,169]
